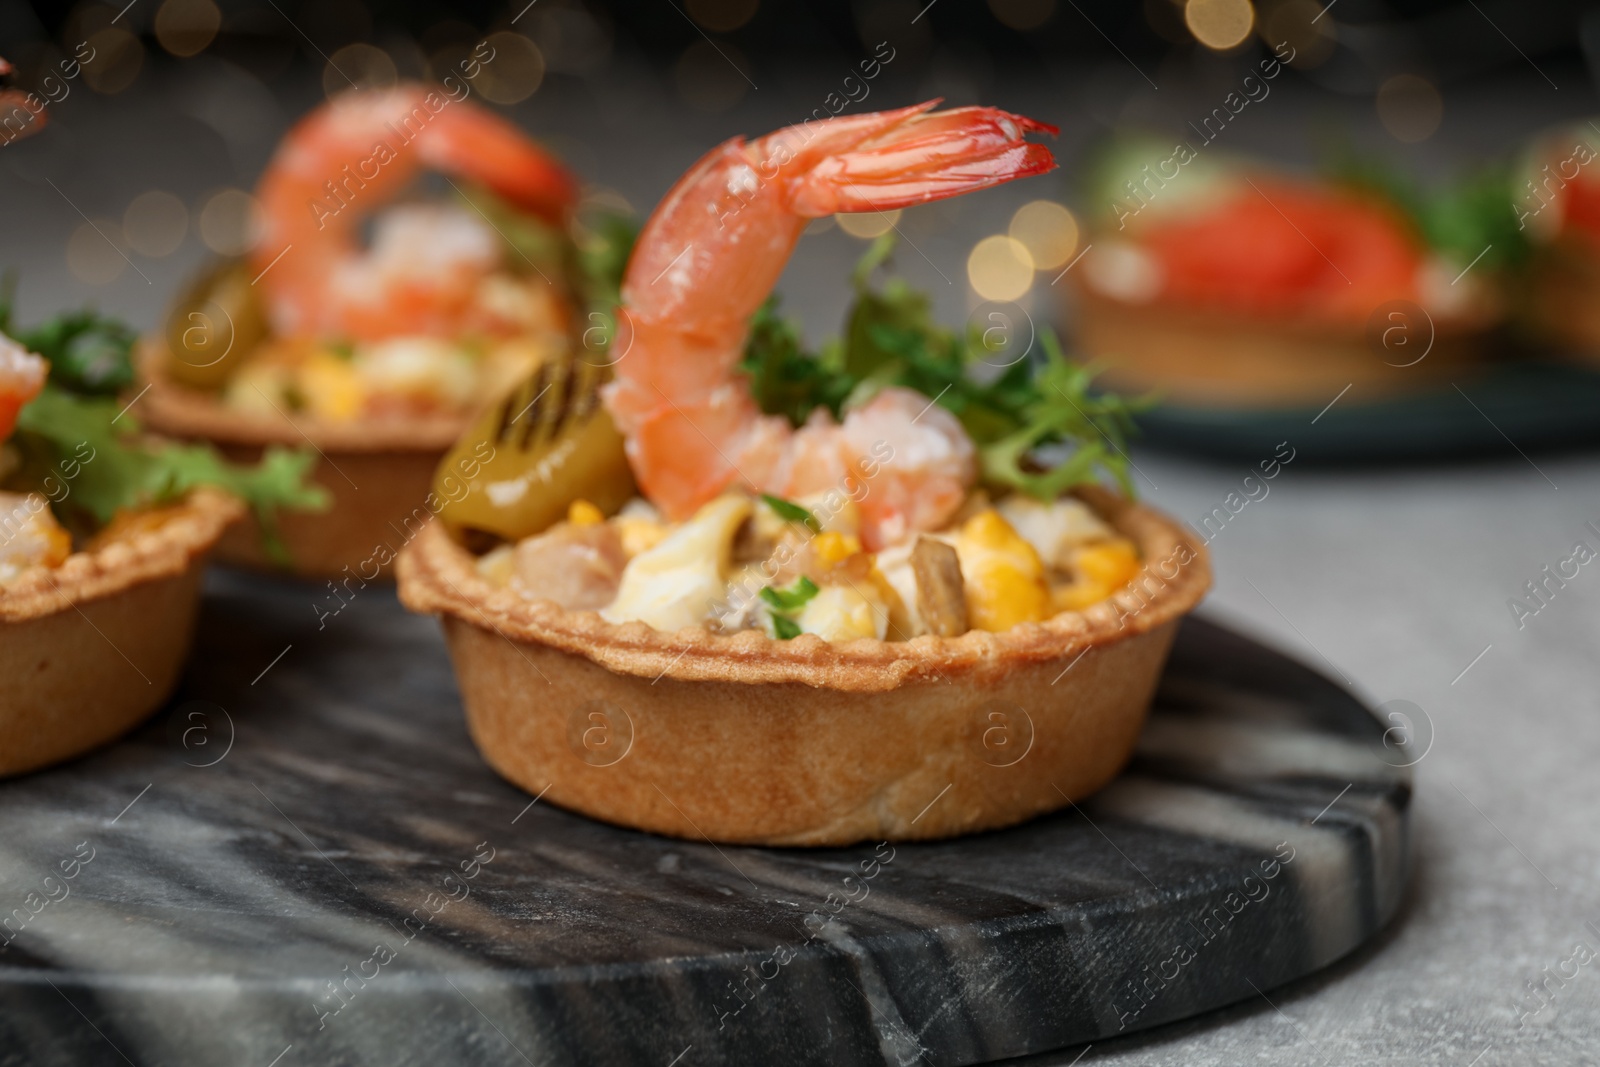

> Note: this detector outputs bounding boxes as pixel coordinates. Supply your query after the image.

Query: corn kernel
[813,530,862,566]
[957,509,1051,632]
[1074,539,1141,587]
[1052,539,1141,611]
[615,516,667,558]
[568,499,605,526]
[300,352,365,421]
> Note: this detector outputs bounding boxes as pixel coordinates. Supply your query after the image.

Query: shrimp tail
[785,104,1058,217]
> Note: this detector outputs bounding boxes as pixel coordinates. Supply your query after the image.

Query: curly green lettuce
[1,293,328,564]
[738,235,1148,499]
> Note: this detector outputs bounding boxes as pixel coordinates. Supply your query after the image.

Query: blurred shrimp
[603,101,1055,549]
[0,57,47,146]
[252,84,579,343]
[0,337,46,442]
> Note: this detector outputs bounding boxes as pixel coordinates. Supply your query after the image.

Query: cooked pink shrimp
[603,101,1055,548]
[0,337,46,442]
[252,84,579,342]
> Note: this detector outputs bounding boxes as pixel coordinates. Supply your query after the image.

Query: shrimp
[0,337,46,442]
[0,57,47,146]
[603,101,1055,549]
[252,84,579,343]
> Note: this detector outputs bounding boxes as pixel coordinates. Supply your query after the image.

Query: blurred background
[6,8,1600,1064]
[1,0,1595,342]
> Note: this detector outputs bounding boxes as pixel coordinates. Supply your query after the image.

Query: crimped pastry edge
[0,488,243,623]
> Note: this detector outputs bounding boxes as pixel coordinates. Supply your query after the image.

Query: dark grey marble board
[0,573,1412,1067]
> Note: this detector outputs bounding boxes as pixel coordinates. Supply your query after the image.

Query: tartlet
[399,487,1208,845]
[1071,146,1505,407]
[1521,123,1600,361]
[1,299,320,777]
[1072,284,1491,408]
[400,101,1208,845]
[135,84,604,579]
[137,340,463,578]
[0,488,241,776]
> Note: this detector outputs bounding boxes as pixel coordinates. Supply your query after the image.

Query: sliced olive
[434,355,635,544]
[164,259,268,390]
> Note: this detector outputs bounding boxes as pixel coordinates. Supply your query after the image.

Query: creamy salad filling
[473,491,1140,641]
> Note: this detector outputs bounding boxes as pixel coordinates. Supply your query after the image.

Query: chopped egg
[0,492,71,583]
[613,498,668,558]
[798,583,887,642]
[356,337,478,411]
[223,360,295,417]
[997,495,1117,570]
[874,541,925,637]
[475,543,516,586]
[568,499,605,526]
[602,495,751,631]
[955,509,1051,632]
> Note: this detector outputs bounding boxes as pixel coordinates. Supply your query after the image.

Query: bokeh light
[198,189,261,256]
[324,43,398,97]
[988,0,1056,31]
[1185,0,1254,51]
[66,220,126,285]
[123,191,188,258]
[1009,200,1079,271]
[154,0,221,58]
[1260,0,1335,68]
[82,27,144,94]
[1377,74,1443,144]
[674,40,751,113]
[687,0,759,33]
[475,32,546,105]
[837,210,901,239]
[968,235,1035,301]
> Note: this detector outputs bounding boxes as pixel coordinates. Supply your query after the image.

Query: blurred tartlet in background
[1065,139,1519,408]
[136,83,631,578]
[1520,122,1600,362]
[1,296,321,776]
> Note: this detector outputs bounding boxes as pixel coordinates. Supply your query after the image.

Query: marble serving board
[0,573,1412,1067]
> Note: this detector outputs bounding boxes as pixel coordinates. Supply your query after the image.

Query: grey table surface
[1,34,1597,1065]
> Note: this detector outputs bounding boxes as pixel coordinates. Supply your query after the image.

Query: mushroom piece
[911,535,968,637]
[510,522,628,610]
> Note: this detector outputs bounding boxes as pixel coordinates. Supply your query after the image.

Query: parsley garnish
[760,575,820,639]
[1321,139,1531,271]
[759,493,820,532]
[0,273,134,396]
[11,386,328,564]
[1,294,329,565]
[738,235,1146,499]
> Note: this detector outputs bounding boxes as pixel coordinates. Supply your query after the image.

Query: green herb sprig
[11,387,328,563]
[759,575,820,639]
[759,492,821,533]
[739,235,1147,499]
[0,273,134,396]
[1,295,328,564]
[1321,140,1531,271]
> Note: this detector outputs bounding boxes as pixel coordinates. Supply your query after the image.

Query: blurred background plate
[1129,359,1600,464]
